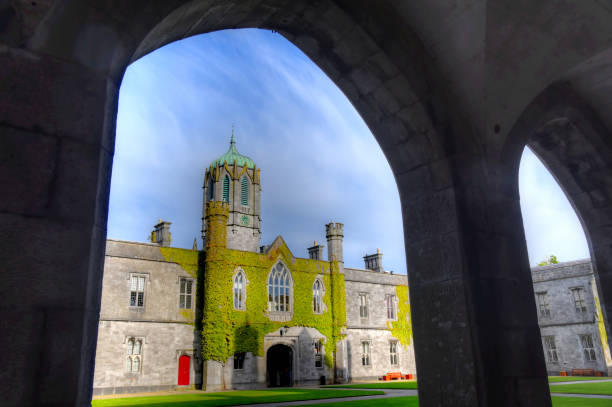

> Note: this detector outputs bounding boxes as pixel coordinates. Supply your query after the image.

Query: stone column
[0,46,117,406]
[401,155,552,406]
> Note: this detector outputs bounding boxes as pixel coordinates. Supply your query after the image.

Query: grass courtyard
[549,381,612,395]
[92,389,383,407]
[548,376,612,382]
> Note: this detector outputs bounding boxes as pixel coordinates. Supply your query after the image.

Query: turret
[204,201,229,249]
[326,222,344,263]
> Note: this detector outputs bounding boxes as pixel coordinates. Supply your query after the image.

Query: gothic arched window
[222,175,230,202]
[233,269,246,310]
[313,279,323,314]
[126,337,143,373]
[268,262,292,313]
[240,176,249,206]
[207,177,214,201]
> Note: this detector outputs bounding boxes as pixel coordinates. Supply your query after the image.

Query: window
[126,337,143,373]
[179,278,193,309]
[389,341,399,365]
[130,275,146,307]
[361,341,371,366]
[222,175,230,202]
[543,336,558,363]
[313,279,323,314]
[234,352,245,369]
[359,293,368,318]
[536,292,551,318]
[233,270,246,310]
[386,294,396,320]
[581,334,597,361]
[240,176,249,206]
[207,177,214,201]
[571,288,587,313]
[268,262,292,313]
[314,339,323,368]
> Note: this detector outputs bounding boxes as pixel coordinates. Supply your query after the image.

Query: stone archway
[267,344,293,387]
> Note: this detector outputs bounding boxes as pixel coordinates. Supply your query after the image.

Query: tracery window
[385,294,396,320]
[222,175,230,203]
[389,340,399,365]
[543,336,558,363]
[359,293,368,318]
[313,279,323,314]
[361,341,371,366]
[268,262,292,313]
[571,287,587,313]
[233,270,246,310]
[126,337,143,373]
[241,176,249,206]
[581,334,597,361]
[179,278,193,309]
[536,292,551,317]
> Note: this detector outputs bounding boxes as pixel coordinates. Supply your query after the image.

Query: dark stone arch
[504,82,612,361]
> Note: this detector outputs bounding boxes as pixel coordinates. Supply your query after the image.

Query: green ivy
[202,240,346,367]
[387,285,412,347]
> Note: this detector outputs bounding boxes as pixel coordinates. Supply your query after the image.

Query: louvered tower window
[222,175,230,202]
[207,177,214,201]
[241,176,249,206]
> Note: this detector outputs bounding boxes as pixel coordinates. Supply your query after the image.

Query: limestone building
[93,137,416,395]
[532,260,612,376]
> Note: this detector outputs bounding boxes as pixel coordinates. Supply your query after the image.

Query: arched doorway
[177,355,190,386]
[267,344,293,387]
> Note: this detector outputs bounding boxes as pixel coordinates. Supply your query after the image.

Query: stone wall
[532,260,610,375]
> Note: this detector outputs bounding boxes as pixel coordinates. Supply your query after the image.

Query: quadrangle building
[93,137,611,395]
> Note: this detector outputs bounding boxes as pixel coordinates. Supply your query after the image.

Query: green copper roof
[212,132,255,169]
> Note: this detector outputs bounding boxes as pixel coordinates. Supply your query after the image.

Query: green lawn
[549,381,612,395]
[549,376,611,383]
[92,389,383,407]
[285,396,612,407]
[324,382,418,390]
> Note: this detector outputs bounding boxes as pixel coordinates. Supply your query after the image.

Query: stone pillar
[401,155,552,406]
[307,241,325,260]
[0,46,117,406]
[325,222,344,264]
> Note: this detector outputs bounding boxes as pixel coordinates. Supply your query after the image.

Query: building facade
[532,260,612,376]
[92,138,612,396]
[92,138,416,395]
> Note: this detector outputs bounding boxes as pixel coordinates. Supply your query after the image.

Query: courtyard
[92,379,612,407]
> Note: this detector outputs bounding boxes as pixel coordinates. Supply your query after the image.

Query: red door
[178,355,190,385]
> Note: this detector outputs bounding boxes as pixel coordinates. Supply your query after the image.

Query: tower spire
[231,124,235,145]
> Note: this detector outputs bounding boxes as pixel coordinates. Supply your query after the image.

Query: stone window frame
[128,273,148,309]
[389,340,399,366]
[125,336,145,374]
[359,292,369,319]
[312,277,325,314]
[580,334,597,362]
[266,260,294,322]
[536,291,551,318]
[233,352,246,370]
[233,268,248,311]
[178,277,194,309]
[360,339,372,367]
[542,336,559,363]
[385,293,397,321]
[570,287,587,313]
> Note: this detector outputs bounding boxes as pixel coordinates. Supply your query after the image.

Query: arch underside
[6,1,612,407]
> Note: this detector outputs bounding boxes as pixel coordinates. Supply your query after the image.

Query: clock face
[241,215,250,226]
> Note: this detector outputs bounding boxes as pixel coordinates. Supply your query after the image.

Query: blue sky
[108,28,590,272]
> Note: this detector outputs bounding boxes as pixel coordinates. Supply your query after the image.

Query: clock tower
[202,131,262,252]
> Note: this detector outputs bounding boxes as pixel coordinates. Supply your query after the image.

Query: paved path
[227,389,417,407]
[550,393,612,399]
[550,379,612,385]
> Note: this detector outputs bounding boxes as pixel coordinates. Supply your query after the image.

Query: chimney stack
[363,248,383,272]
[151,220,172,247]
[308,241,325,260]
